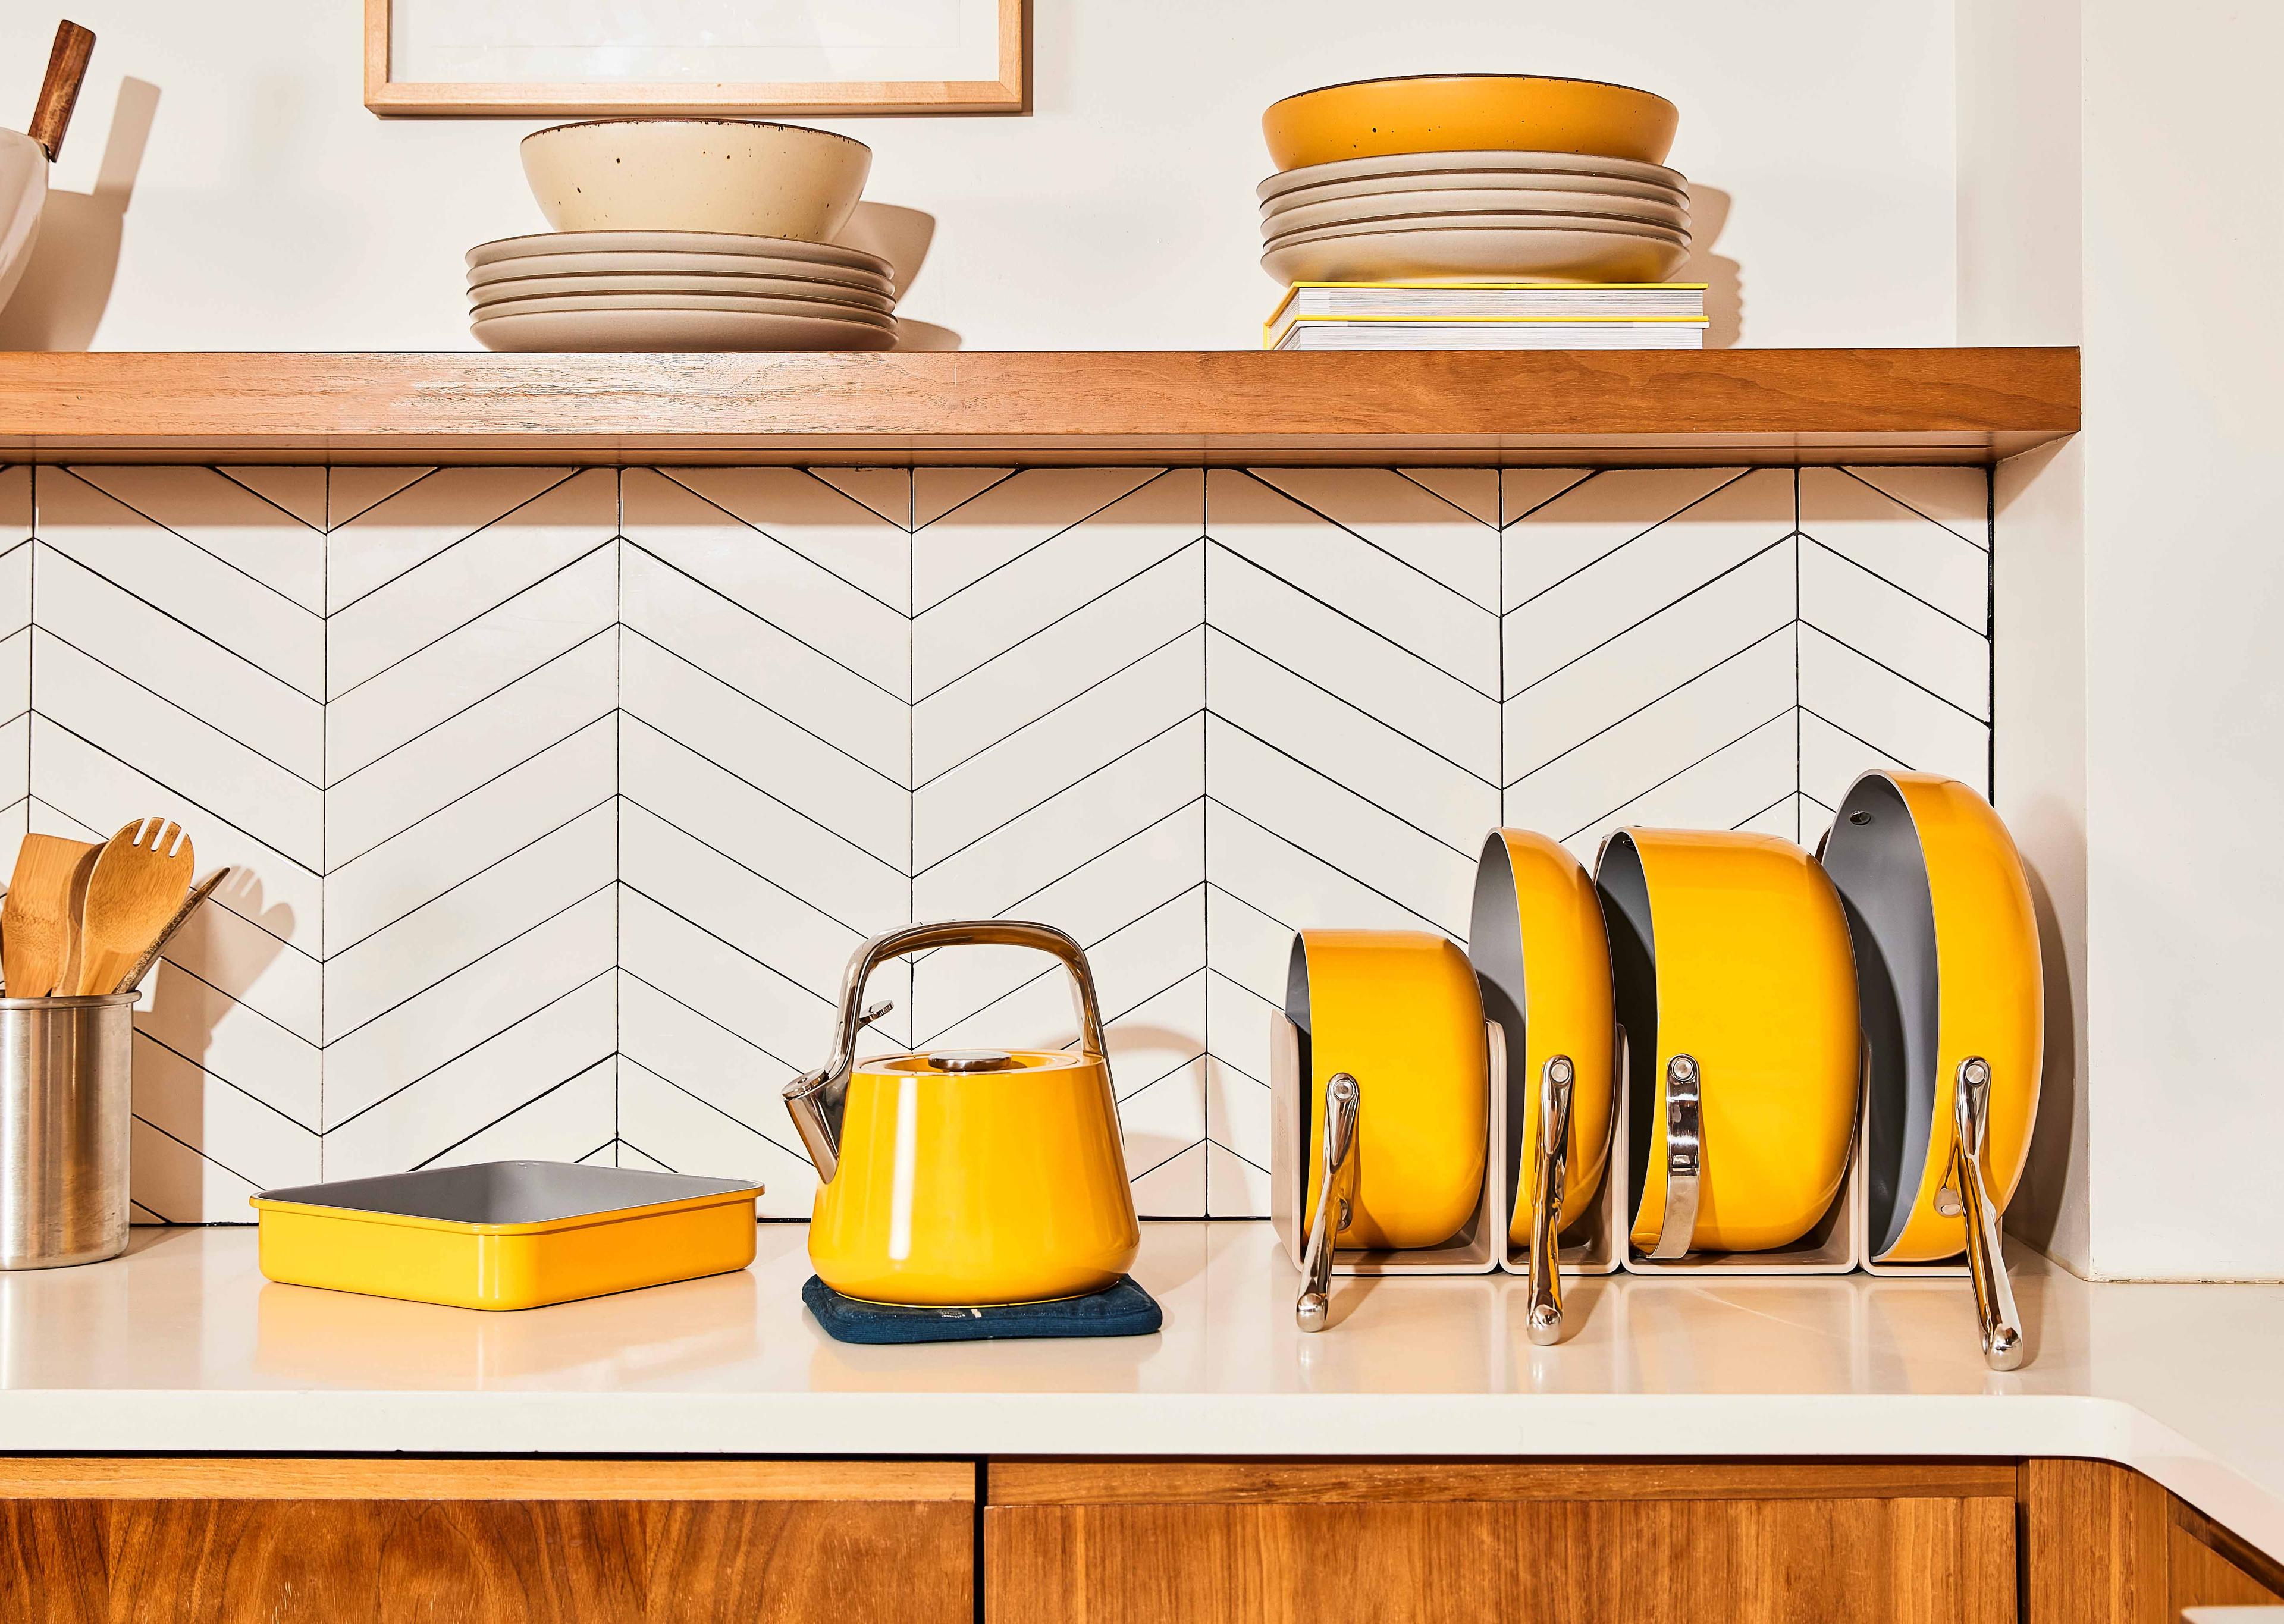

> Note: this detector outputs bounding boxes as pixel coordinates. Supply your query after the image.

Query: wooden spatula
[74,819,193,997]
[2,833,99,995]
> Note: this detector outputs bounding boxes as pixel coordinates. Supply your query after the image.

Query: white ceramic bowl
[519,120,873,242]
[472,305,898,353]
[1261,221,1690,285]
[1263,187,1690,237]
[1258,147,1686,203]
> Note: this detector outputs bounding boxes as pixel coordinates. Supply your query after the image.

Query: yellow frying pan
[1820,771,2041,1368]
[1597,828,1861,1257]
[1288,930,1489,1328]
[1469,830,1614,1343]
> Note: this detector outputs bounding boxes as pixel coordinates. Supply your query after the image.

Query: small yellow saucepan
[1469,829,1614,1345]
[1820,771,2041,1370]
[1597,829,1861,1257]
[1288,929,1489,1329]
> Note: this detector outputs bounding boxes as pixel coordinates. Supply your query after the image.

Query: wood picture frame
[364,0,1028,117]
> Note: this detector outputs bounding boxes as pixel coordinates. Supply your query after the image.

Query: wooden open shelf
[0,347,2076,468]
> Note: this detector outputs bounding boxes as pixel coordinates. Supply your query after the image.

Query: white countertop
[3,1223,2278,1557]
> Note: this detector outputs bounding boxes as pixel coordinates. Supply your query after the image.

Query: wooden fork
[74,819,194,997]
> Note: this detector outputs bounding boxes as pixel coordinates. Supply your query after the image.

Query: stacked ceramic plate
[1256,75,1693,285]
[468,229,899,353]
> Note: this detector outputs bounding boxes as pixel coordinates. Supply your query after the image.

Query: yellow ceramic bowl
[1598,830,1861,1255]
[1468,830,1615,1248]
[1262,74,1680,172]
[1820,772,2043,1264]
[1291,930,1490,1249]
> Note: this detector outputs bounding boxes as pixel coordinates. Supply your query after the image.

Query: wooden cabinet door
[985,1462,2018,1624]
[0,1458,973,1624]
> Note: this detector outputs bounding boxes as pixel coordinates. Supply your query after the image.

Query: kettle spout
[782,1070,842,1184]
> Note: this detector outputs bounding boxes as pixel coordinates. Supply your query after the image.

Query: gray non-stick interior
[1594,833,1660,1224]
[1820,776,1942,1256]
[258,1161,758,1224]
[1467,833,1532,1221]
[1285,935,1315,1181]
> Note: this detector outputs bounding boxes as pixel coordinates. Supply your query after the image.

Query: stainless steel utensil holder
[0,994,136,1268]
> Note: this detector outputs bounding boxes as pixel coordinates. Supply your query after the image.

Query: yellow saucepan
[1820,772,2042,1263]
[1291,929,1490,1252]
[1598,829,1861,1256]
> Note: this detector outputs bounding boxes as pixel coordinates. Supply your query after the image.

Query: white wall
[2075,0,2284,1280]
[0,1,1959,350]
[1968,0,2284,1281]
[1956,0,2089,1272]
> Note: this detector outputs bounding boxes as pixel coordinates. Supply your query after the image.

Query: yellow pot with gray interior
[1596,829,1861,1256]
[1290,929,1490,1252]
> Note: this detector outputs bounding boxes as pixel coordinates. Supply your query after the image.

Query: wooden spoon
[2,833,99,995]
[74,819,193,997]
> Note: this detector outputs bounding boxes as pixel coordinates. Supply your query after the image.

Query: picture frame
[364,0,1028,117]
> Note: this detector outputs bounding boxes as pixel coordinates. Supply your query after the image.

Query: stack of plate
[1256,75,1693,286]
[468,230,899,353]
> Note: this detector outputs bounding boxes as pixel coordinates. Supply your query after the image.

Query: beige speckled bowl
[520,119,872,242]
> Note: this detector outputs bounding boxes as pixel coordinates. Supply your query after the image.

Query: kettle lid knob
[926,1049,1014,1072]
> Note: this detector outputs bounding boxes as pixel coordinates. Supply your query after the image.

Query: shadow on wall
[1677,184,1742,348]
[836,200,960,352]
[0,76,159,351]
[2003,821,2081,1261]
[133,868,288,1223]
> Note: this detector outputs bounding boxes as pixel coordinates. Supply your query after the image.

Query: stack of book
[1263,282,1708,351]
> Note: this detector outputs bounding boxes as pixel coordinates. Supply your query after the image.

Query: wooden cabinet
[8,1452,2280,1622]
[983,1462,2019,1624]
[2020,1458,2284,1623]
[0,1458,974,1624]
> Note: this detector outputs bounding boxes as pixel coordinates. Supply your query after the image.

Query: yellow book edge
[1263,279,1709,331]
[1264,314,1712,350]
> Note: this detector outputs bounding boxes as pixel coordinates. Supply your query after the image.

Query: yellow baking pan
[252,1161,763,1310]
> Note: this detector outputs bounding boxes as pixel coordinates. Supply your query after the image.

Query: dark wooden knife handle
[27,20,96,164]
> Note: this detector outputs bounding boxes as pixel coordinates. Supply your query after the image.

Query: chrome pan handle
[1952,1056,2025,1371]
[1296,1072,1360,1333]
[1646,1053,1702,1260]
[1526,1054,1576,1345]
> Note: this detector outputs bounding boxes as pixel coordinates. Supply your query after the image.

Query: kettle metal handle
[783,919,1112,1184]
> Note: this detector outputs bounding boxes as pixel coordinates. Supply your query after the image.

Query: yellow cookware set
[1281,770,2043,1370]
[763,772,2039,1374]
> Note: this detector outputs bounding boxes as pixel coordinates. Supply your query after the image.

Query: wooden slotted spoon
[74,819,194,997]
[2,833,99,996]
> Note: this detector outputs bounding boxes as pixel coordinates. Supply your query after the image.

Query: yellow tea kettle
[782,920,1141,1307]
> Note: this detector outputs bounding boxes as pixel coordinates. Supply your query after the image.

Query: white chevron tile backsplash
[5,461,1991,1220]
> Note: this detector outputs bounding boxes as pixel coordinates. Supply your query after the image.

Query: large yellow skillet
[1821,774,2042,1255]
[1598,828,1861,1256]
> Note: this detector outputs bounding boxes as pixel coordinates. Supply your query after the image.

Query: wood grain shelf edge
[0,348,2078,469]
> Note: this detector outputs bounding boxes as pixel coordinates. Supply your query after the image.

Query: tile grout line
[1200,468,1211,1219]
[615,468,624,1168]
